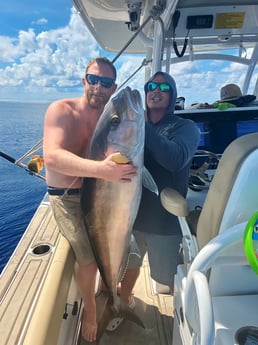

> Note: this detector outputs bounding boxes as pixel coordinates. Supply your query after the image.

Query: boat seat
[160,133,258,345]
[161,132,258,261]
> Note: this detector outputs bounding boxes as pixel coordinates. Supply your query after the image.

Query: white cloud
[117,57,145,84]
[0,36,26,62]
[0,6,149,101]
[0,8,102,100]
[0,7,257,104]
[32,18,48,25]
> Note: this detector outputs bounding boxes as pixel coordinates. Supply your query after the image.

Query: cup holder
[32,244,52,256]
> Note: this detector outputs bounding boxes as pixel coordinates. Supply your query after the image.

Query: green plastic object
[243,211,258,274]
[212,101,236,110]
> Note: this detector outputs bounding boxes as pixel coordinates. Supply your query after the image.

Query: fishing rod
[0,150,45,180]
[0,139,46,181]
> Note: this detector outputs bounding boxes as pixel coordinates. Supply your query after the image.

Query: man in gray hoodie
[132,71,200,290]
[106,71,200,331]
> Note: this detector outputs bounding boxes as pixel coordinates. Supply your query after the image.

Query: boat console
[176,105,258,156]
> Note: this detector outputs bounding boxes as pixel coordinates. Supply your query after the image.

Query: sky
[0,0,257,106]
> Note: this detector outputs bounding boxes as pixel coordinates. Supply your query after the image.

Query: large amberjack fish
[81,87,157,342]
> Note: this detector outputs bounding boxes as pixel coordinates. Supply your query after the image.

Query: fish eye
[111,114,120,128]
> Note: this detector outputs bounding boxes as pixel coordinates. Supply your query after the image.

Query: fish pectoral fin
[143,166,159,195]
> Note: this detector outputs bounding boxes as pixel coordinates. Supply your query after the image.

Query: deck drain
[32,244,52,256]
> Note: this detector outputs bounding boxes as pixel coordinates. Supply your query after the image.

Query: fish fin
[95,292,112,343]
[118,297,145,329]
[96,294,145,343]
[142,166,159,195]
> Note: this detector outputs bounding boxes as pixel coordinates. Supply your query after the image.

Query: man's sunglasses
[85,74,115,88]
[147,81,171,92]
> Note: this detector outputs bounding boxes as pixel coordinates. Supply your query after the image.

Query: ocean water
[0,101,50,273]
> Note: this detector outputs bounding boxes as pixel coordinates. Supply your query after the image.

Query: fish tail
[117,297,145,329]
[95,292,145,343]
[95,292,112,342]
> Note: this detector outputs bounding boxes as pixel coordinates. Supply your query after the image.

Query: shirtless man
[43,57,138,342]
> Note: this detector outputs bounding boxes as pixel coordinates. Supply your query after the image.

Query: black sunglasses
[85,74,115,88]
[147,81,171,92]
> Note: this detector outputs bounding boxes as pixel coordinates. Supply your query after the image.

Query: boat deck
[79,255,174,345]
[0,195,174,345]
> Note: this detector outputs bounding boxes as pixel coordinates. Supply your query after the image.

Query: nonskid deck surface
[0,199,173,345]
[79,256,174,345]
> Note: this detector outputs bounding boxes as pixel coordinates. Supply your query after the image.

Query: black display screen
[187,15,213,29]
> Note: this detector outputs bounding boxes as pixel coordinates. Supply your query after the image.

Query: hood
[144,71,177,119]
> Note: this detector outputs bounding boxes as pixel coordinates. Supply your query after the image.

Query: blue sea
[0,101,50,273]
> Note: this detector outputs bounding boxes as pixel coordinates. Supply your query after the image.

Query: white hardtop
[72,0,258,95]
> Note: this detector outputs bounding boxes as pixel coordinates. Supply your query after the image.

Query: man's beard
[87,92,108,109]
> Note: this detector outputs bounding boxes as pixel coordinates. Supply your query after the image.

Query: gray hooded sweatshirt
[134,71,200,235]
